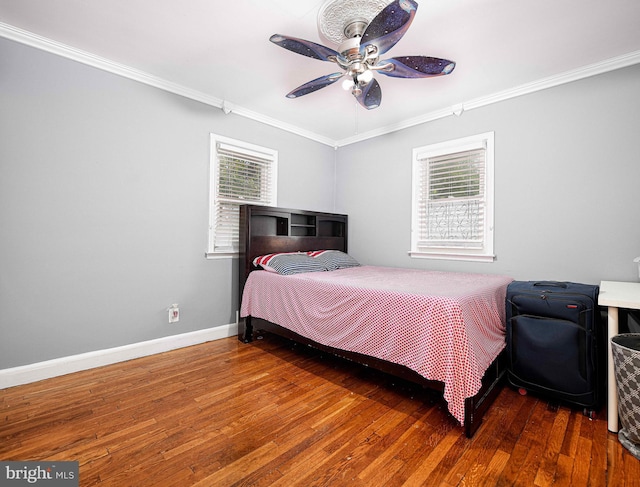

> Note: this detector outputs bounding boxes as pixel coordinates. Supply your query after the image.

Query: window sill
[205,252,239,260]
[408,251,496,263]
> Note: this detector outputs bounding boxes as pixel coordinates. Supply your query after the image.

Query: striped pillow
[308,250,361,270]
[253,252,328,275]
[252,252,298,269]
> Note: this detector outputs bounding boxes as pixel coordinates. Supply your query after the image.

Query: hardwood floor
[1,334,639,486]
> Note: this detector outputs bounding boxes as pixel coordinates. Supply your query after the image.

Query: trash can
[611,333,640,460]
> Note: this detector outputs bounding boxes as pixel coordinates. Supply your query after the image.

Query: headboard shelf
[290,214,316,236]
[251,214,288,236]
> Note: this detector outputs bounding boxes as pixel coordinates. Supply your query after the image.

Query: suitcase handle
[532,281,568,288]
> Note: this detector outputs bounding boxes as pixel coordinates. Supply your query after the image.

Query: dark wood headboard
[239,205,348,295]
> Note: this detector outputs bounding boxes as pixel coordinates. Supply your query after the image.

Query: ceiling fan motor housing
[343,19,368,39]
[338,37,364,61]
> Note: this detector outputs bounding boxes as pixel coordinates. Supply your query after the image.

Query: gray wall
[0,38,336,368]
[335,63,640,285]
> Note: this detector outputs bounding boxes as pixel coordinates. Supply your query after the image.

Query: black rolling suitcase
[505,281,603,415]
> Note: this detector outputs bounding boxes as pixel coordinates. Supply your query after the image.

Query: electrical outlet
[168,304,179,323]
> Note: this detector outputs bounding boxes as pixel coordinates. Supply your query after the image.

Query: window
[410,132,495,262]
[207,134,277,257]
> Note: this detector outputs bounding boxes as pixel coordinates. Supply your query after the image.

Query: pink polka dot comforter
[240,266,513,424]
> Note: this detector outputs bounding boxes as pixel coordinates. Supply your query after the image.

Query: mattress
[240,265,513,423]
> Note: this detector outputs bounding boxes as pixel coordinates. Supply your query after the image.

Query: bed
[238,205,513,437]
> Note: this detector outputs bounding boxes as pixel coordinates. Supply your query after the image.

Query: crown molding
[2,21,639,149]
[0,22,335,147]
[0,22,227,109]
[334,50,640,147]
[224,102,336,147]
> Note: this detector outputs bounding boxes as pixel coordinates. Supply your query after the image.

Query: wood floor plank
[479,449,511,486]
[623,444,640,485]
[356,405,435,483]
[533,406,571,486]
[571,436,593,486]
[425,386,511,486]
[1,334,638,486]
[399,427,460,487]
[588,413,609,487]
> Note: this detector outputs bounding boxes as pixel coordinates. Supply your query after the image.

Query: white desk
[598,280,640,432]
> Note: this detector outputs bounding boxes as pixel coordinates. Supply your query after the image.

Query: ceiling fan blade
[270,34,340,62]
[360,0,418,56]
[377,56,456,78]
[286,73,344,99]
[354,78,382,110]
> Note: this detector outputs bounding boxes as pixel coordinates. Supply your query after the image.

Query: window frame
[206,134,278,259]
[410,132,495,262]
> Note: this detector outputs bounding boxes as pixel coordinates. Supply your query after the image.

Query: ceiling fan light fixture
[357,69,374,84]
[342,78,355,90]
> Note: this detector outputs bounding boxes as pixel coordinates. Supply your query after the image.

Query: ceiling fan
[269,0,455,110]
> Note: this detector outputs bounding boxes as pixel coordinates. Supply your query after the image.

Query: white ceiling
[1,0,640,146]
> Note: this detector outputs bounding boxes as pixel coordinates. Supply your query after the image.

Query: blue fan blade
[360,0,417,56]
[270,34,339,62]
[377,56,456,78]
[354,78,382,110]
[286,73,344,98]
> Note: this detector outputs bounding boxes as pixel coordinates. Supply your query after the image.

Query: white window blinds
[411,132,495,261]
[209,135,277,255]
[416,147,486,248]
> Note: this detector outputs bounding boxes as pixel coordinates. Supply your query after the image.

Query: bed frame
[238,204,506,438]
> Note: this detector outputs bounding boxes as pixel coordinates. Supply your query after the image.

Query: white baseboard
[0,324,238,389]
